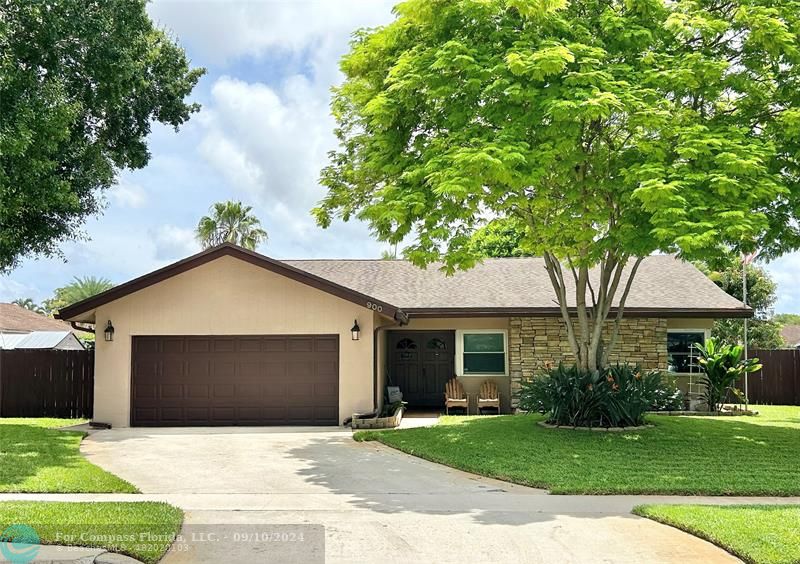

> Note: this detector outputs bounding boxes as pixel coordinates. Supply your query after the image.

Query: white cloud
[148,0,395,64]
[150,225,201,261]
[0,276,41,303]
[109,180,148,209]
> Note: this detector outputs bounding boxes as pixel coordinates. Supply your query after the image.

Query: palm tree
[12,298,46,315]
[44,276,114,313]
[196,201,268,250]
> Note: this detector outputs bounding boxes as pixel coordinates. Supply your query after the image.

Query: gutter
[70,321,95,334]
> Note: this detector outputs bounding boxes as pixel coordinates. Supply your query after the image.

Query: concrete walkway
[3,427,779,563]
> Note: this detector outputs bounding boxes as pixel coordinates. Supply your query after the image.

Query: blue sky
[2,0,799,313]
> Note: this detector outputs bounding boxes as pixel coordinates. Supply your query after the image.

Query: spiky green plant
[695,338,762,412]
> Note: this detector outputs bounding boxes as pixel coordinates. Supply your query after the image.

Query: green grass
[633,504,800,564]
[0,418,137,493]
[0,501,183,564]
[355,405,800,495]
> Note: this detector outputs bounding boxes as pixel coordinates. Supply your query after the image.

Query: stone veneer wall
[509,317,668,408]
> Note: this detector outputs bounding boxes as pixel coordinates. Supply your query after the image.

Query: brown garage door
[131,335,339,426]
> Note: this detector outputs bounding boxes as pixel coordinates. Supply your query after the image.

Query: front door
[388,331,455,407]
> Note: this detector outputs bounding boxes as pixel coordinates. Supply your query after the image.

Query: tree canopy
[196,201,268,250]
[315,0,800,371]
[0,0,204,270]
[470,218,532,258]
[44,276,114,314]
[704,260,784,349]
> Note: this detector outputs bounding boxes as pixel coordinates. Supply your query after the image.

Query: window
[459,331,507,375]
[667,331,705,373]
[395,338,417,350]
[426,338,447,350]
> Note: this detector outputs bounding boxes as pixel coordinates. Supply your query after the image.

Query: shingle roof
[55,244,751,321]
[781,325,800,347]
[285,254,749,315]
[0,303,75,332]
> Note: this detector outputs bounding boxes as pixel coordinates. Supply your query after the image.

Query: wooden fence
[738,349,800,406]
[0,349,94,418]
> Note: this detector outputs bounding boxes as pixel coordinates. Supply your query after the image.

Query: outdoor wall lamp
[351,319,360,341]
[104,320,115,342]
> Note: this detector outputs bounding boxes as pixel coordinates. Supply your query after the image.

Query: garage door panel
[160,384,183,399]
[264,338,287,352]
[316,337,338,352]
[162,338,185,354]
[213,338,236,353]
[213,384,235,398]
[135,337,161,354]
[186,407,210,422]
[133,384,157,399]
[131,335,339,426]
[187,385,210,398]
[160,407,183,422]
[288,338,313,352]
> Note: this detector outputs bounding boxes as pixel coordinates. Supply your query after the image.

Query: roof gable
[56,244,403,322]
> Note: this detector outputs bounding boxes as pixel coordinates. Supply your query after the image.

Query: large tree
[0,0,204,270]
[196,201,268,250]
[315,0,800,372]
[706,261,784,349]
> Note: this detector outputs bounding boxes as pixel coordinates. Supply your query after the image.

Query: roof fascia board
[56,244,402,321]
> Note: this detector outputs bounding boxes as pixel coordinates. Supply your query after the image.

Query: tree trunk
[542,253,644,372]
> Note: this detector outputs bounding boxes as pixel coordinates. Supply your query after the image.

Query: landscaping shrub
[650,382,685,411]
[517,363,667,427]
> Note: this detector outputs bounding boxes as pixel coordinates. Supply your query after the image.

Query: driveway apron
[80,427,740,564]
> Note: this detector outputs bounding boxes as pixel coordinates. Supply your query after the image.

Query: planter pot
[352,407,404,430]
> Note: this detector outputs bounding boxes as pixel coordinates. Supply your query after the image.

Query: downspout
[343,309,408,426]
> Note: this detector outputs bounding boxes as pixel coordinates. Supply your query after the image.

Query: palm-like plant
[196,201,268,250]
[695,338,762,412]
[12,298,46,315]
[44,276,114,313]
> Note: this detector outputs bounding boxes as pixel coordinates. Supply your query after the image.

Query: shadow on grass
[283,430,646,526]
[0,425,84,490]
[355,413,800,496]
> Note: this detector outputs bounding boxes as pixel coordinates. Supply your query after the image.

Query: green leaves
[0,0,204,270]
[316,0,800,273]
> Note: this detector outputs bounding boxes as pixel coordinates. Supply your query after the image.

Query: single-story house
[0,303,87,350]
[56,243,750,428]
[0,330,84,350]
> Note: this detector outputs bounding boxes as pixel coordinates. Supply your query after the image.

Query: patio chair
[444,378,469,415]
[477,380,500,415]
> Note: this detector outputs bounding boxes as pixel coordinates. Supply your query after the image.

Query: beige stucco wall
[92,255,378,427]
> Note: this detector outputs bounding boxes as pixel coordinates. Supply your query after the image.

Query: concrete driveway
[80,427,739,564]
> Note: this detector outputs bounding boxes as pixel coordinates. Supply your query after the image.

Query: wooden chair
[477,381,500,415]
[444,378,468,415]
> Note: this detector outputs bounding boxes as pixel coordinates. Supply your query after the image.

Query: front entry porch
[385,329,510,414]
[387,331,455,408]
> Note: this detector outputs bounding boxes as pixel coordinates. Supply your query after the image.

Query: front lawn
[0,501,183,564]
[0,418,136,493]
[633,504,800,564]
[355,406,800,495]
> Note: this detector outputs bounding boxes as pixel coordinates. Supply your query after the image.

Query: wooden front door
[387,331,455,407]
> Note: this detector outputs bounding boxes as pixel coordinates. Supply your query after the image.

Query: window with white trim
[667,330,706,373]
[456,330,508,376]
